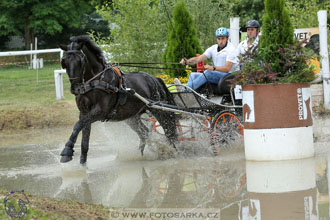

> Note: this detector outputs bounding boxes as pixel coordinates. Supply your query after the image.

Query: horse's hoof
[80,162,88,168]
[60,155,73,163]
[139,144,145,156]
[80,158,87,165]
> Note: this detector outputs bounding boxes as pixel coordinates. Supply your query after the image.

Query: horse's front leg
[60,109,101,163]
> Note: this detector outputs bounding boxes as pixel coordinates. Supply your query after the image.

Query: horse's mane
[70,35,105,60]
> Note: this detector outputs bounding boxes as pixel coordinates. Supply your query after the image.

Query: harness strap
[73,79,119,95]
[72,65,125,95]
[112,66,123,89]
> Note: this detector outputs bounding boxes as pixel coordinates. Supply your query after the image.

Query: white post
[33,37,38,69]
[230,17,240,47]
[54,70,66,100]
[328,154,330,217]
[30,43,33,69]
[318,10,330,110]
[39,58,43,69]
[60,50,64,63]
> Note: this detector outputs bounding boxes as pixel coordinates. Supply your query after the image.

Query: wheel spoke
[212,112,243,153]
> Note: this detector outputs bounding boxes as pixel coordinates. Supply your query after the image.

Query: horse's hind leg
[126,115,149,155]
[150,110,178,151]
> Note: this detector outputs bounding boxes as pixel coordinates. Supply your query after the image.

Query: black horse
[59,35,177,164]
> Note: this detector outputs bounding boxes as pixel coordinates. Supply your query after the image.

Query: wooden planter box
[242,83,314,161]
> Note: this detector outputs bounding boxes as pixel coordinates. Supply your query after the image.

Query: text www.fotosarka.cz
[109,208,221,219]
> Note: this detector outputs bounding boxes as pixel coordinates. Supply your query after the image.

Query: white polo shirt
[203,42,239,73]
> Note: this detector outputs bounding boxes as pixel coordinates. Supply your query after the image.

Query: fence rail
[0,48,62,57]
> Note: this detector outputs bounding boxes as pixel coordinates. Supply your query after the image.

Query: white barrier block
[244,126,314,161]
[54,69,66,100]
[39,58,43,69]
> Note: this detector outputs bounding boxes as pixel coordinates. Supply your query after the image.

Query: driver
[177,27,238,91]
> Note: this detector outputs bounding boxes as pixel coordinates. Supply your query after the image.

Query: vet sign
[294,28,319,46]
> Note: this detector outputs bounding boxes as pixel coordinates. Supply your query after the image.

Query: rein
[116,64,197,71]
[111,62,198,71]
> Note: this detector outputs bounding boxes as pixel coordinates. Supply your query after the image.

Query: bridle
[63,47,124,96]
[64,42,87,83]
[65,50,87,82]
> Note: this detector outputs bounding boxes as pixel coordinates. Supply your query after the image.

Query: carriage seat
[195,73,234,96]
[215,73,234,95]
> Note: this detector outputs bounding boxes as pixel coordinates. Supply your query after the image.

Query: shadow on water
[0,121,330,219]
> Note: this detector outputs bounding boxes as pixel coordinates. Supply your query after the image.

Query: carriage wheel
[211,111,243,155]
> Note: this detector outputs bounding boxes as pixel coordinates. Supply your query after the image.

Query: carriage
[59,35,244,164]
[135,74,244,155]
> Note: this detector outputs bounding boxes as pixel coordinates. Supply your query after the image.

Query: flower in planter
[278,40,317,83]
[232,40,317,86]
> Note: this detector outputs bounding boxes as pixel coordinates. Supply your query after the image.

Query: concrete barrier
[243,83,314,161]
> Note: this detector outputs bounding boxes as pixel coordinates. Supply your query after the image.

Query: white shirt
[235,32,261,63]
[203,42,239,73]
[235,35,260,58]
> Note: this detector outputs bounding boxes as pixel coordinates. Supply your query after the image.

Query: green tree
[187,0,230,50]
[35,11,110,49]
[163,0,202,77]
[97,0,168,74]
[259,0,294,73]
[217,0,265,28]
[0,0,93,50]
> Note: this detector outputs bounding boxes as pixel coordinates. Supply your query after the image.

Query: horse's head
[59,35,107,94]
[59,41,87,94]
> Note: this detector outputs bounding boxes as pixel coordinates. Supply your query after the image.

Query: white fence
[0,48,63,69]
[0,48,62,57]
[0,48,66,99]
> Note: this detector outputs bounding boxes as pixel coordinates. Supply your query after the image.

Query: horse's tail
[155,77,175,105]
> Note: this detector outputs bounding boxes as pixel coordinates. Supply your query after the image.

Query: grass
[0,63,79,133]
[0,63,75,107]
[0,190,110,220]
[0,63,184,133]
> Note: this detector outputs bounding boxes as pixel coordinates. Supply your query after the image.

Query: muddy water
[0,118,330,219]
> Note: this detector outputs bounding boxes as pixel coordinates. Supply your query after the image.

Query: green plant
[278,40,316,83]
[96,0,168,74]
[259,0,294,73]
[162,0,202,77]
[232,0,316,85]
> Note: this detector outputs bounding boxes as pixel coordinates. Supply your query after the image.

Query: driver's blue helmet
[215,27,229,37]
